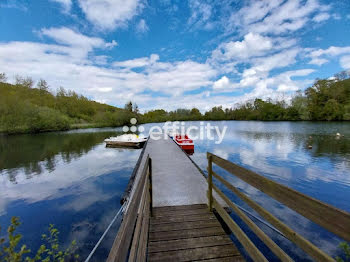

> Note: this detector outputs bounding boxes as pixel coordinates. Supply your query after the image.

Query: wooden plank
[194,257,245,262]
[150,213,217,224]
[148,235,234,253]
[136,184,150,262]
[212,183,293,262]
[211,170,334,262]
[153,204,207,213]
[213,198,268,262]
[209,152,350,242]
[128,178,148,262]
[149,226,226,242]
[208,153,213,211]
[107,155,150,262]
[148,157,153,217]
[153,208,211,218]
[150,220,221,232]
[148,244,239,262]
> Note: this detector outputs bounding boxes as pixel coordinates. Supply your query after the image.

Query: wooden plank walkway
[132,137,225,207]
[107,136,350,262]
[147,204,244,262]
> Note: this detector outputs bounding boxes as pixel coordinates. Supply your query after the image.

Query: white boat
[104,134,148,148]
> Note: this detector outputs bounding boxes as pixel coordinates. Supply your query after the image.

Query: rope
[84,203,126,262]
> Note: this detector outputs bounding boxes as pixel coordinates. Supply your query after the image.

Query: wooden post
[207,153,213,212]
[148,157,153,217]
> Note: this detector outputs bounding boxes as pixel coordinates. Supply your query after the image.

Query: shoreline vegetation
[0,71,349,135]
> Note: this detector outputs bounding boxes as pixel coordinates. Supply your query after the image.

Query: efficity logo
[122,119,227,144]
[122,118,145,134]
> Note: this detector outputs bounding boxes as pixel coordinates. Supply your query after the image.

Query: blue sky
[0,0,350,111]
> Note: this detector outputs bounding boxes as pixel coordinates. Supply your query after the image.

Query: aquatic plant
[336,242,350,262]
[0,217,79,262]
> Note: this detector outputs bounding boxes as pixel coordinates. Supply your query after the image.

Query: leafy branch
[0,217,79,262]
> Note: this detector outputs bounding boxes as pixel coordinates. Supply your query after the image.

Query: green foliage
[142,75,350,123]
[0,73,7,83]
[0,217,78,262]
[336,242,350,262]
[15,75,34,88]
[0,76,137,134]
[1,71,349,134]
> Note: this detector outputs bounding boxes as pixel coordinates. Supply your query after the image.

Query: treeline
[0,74,138,134]
[142,72,350,122]
[1,71,349,134]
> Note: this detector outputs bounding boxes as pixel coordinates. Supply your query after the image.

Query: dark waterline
[0,121,349,261]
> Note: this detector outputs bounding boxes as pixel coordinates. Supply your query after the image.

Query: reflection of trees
[0,131,122,182]
[239,131,350,162]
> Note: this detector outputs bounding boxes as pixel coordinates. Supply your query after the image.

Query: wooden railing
[107,155,152,262]
[207,152,350,262]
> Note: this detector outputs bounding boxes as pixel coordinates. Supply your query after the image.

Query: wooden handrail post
[148,157,153,217]
[207,153,213,212]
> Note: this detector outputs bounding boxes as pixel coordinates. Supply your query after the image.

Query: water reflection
[0,128,140,260]
[0,130,124,181]
[0,122,349,261]
[185,121,350,261]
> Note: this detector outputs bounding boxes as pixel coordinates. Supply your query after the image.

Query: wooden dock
[133,136,214,207]
[148,204,244,261]
[107,136,350,262]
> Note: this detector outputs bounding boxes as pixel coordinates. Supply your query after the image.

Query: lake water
[0,121,349,261]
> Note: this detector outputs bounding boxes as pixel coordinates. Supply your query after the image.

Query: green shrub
[0,217,78,262]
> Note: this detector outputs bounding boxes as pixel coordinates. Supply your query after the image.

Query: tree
[0,72,7,83]
[334,71,350,81]
[36,79,49,92]
[133,103,139,114]
[56,86,66,97]
[125,101,133,112]
[15,75,34,88]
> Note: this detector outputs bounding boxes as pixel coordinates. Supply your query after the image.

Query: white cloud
[113,54,159,68]
[40,27,117,50]
[188,0,213,30]
[309,46,350,66]
[212,33,273,61]
[312,12,330,22]
[213,76,234,90]
[136,19,149,33]
[253,48,299,72]
[227,0,330,36]
[0,30,218,110]
[50,0,72,12]
[310,46,350,57]
[309,57,328,66]
[78,0,142,30]
[340,56,350,69]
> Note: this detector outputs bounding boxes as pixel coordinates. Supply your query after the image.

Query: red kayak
[174,134,194,154]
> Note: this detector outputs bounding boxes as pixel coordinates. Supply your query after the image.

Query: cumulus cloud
[213,76,232,90]
[0,27,218,110]
[212,33,273,61]
[78,0,143,30]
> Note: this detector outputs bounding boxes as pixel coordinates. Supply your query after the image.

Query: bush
[0,217,78,262]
